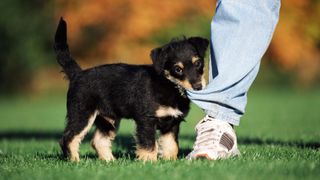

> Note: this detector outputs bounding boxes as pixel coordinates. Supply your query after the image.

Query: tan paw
[99,153,116,162]
[136,148,157,162]
[70,155,80,162]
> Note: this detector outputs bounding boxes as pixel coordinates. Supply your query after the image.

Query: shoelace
[192,115,222,151]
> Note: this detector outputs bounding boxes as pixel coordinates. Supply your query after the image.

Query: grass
[0,88,320,180]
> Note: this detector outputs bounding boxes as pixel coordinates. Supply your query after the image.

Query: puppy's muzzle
[192,83,203,91]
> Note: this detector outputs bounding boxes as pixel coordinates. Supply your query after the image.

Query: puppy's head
[151,37,209,91]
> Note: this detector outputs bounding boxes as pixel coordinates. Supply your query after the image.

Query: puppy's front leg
[159,123,180,160]
[135,120,157,162]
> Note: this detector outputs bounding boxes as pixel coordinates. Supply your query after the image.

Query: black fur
[54,17,209,161]
[54,18,81,79]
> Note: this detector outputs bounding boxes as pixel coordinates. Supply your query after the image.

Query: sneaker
[186,115,240,160]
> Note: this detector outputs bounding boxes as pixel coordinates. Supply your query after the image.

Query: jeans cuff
[205,105,241,126]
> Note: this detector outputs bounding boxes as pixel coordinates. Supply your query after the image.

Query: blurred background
[0,0,319,95]
[1,2,320,178]
[0,1,320,176]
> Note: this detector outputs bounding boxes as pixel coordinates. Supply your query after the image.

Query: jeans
[187,0,281,125]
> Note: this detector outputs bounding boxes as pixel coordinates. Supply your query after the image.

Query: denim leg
[187,0,281,125]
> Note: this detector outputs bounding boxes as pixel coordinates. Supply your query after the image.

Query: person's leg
[188,0,280,125]
[186,0,281,159]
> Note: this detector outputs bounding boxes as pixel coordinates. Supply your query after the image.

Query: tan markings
[155,106,183,118]
[91,129,116,161]
[192,56,200,63]
[175,62,184,69]
[68,110,98,162]
[158,132,178,160]
[180,79,193,90]
[136,143,158,162]
[164,70,171,78]
[201,74,207,89]
[164,70,193,90]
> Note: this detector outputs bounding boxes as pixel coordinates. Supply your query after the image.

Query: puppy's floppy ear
[188,37,209,58]
[150,47,166,74]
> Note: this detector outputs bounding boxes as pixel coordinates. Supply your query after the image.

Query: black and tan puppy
[54,18,209,162]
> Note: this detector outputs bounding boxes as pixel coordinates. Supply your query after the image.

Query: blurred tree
[1,0,319,94]
[0,0,55,93]
[54,0,214,65]
[268,0,320,87]
[55,0,319,87]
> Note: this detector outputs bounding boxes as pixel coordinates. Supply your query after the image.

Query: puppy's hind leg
[60,110,98,162]
[91,116,119,161]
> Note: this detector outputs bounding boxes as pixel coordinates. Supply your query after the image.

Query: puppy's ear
[188,37,209,58]
[150,47,166,74]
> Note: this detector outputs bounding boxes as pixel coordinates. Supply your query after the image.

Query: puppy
[54,18,209,162]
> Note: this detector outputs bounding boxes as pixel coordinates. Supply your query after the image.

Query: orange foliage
[54,0,320,86]
[269,0,320,86]
[54,0,214,66]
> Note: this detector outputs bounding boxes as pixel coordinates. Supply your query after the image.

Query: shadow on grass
[1,131,319,156]
[37,152,138,161]
[0,131,191,159]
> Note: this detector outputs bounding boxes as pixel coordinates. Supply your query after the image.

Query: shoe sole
[194,153,214,160]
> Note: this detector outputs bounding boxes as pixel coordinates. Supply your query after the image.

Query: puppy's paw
[99,153,116,162]
[161,153,177,160]
[70,155,80,162]
[136,148,157,162]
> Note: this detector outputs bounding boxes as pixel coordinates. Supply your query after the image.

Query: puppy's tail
[54,17,81,80]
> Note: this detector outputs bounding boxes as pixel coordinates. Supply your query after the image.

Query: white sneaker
[186,115,240,160]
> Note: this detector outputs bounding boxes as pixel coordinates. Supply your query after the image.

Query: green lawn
[0,88,320,180]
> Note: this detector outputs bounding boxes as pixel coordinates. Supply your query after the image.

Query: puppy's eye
[194,60,202,68]
[174,66,183,74]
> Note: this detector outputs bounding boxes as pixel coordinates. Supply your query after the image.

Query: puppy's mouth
[190,75,207,91]
[164,70,206,91]
[175,80,205,91]
[190,80,206,91]
[191,83,203,91]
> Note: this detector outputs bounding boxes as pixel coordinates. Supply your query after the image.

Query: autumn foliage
[1,0,319,94]
[268,0,320,86]
[54,0,320,86]
[54,0,212,64]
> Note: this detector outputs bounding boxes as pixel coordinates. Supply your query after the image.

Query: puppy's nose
[192,83,202,91]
